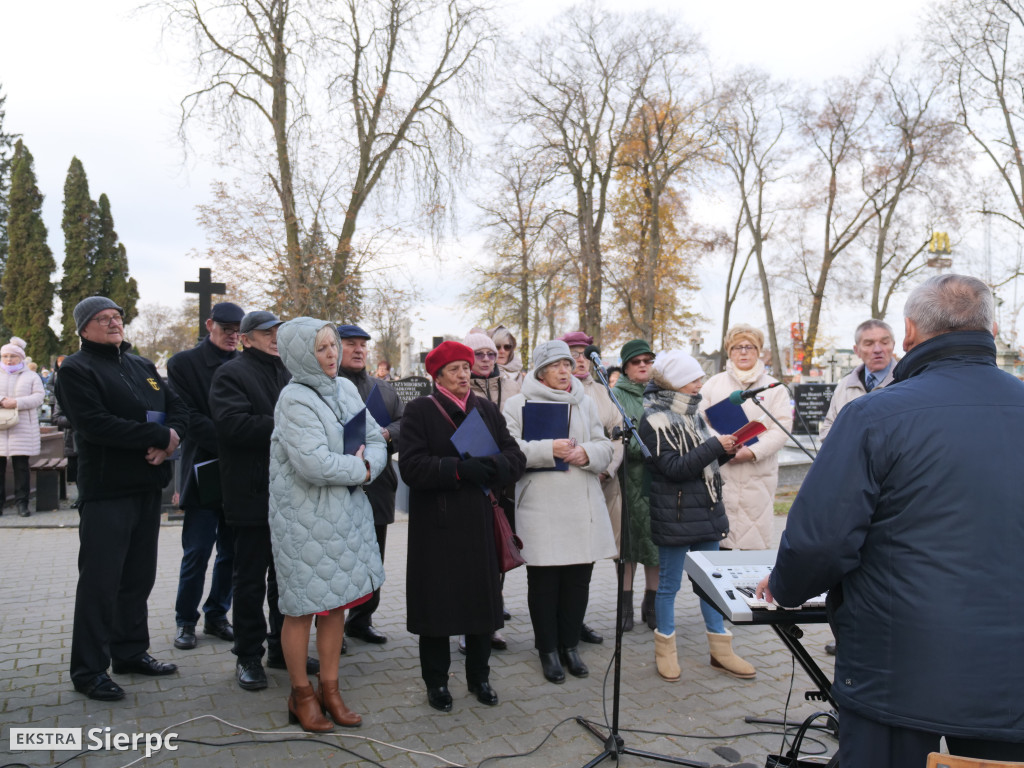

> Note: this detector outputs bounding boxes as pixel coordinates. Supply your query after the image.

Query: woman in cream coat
[503,340,616,685]
[700,325,791,550]
[0,337,44,517]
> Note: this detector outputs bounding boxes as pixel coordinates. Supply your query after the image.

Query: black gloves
[491,455,514,488]
[458,456,496,486]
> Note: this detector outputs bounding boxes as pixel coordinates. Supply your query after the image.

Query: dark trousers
[231,524,283,661]
[839,704,1024,768]
[419,634,490,688]
[0,455,30,507]
[526,563,594,653]
[174,505,234,627]
[345,523,387,631]
[70,490,161,686]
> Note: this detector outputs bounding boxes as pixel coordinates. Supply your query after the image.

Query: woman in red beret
[398,341,526,712]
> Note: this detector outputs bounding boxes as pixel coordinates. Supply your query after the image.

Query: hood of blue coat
[277,317,338,394]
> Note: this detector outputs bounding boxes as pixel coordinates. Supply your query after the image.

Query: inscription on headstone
[792,383,837,435]
[391,376,433,405]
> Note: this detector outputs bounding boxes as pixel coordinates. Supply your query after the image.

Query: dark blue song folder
[450,408,499,458]
[704,399,759,446]
[522,401,570,471]
[365,383,390,428]
[343,407,367,456]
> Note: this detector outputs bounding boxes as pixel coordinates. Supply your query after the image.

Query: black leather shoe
[266,654,320,675]
[539,651,565,684]
[340,637,348,656]
[580,623,604,644]
[490,631,507,651]
[74,673,125,701]
[502,608,512,621]
[427,685,453,712]
[345,624,387,644]
[203,620,234,642]
[825,641,837,656]
[111,654,177,676]
[559,646,589,678]
[457,635,467,655]
[236,659,268,691]
[468,681,499,706]
[174,624,197,650]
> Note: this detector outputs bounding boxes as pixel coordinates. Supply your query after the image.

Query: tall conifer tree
[60,156,95,348]
[0,86,20,339]
[3,140,57,359]
[93,193,138,323]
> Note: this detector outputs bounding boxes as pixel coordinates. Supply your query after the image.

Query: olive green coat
[612,376,659,566]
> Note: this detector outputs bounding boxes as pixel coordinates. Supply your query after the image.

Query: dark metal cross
[184,268,226,339]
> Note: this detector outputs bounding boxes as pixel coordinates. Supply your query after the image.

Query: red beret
[425,340,475,378]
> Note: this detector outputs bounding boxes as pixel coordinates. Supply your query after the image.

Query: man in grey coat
[818,319,896,440]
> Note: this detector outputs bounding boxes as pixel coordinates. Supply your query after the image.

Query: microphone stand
[575,360,705,768]
[744,391,816,463]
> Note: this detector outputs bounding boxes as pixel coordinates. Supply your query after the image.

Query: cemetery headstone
[792,382,837,435]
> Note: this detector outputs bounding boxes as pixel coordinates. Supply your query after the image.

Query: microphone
[584,344,606,374]
[728,381,782,404]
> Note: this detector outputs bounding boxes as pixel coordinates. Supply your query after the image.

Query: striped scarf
[643,387,723,503]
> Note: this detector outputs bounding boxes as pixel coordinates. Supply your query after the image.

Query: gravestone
[792,383,837,435]
[391,376,432,404]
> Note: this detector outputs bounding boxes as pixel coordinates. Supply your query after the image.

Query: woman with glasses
[504,340,616,684]
[612,340,661,632]
[0,337,44,517]
[488,326,526,384]
[701,325,791,553]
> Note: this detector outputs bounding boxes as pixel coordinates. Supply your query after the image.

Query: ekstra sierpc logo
[9,728,178,757]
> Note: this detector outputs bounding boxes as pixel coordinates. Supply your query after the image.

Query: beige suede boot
[653,630,681,682]
[707,631,756,679]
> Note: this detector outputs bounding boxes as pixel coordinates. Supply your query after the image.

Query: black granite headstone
[792,383,837,435]
[391,376,433,404]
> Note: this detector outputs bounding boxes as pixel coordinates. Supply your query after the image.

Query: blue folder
[450,408,499,458]
[704,398,759,446]
[522,401,570,471]
[343,407,367,456]
[365,383,390,428]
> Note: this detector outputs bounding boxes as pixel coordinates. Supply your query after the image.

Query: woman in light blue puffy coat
[269,317,387,733]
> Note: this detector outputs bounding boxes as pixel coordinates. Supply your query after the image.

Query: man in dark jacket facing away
[210,310,319,690]
[57,297,188,701]
[335,324,404,645]
[167,301,244,651]
[758,274,1024,765]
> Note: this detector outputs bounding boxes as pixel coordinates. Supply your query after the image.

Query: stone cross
[184,268,226,339]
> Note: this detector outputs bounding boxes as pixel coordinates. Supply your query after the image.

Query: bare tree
[159,0,493,313]
[715,69,790,372]
[474,149,560,357]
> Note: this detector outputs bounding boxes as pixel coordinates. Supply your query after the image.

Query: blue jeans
[174,506,234,627]
[655,541,725,636]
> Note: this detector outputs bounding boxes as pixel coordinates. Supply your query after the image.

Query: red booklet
[732,421,767,445]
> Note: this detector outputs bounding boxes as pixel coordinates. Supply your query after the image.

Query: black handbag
[765,711,839,768]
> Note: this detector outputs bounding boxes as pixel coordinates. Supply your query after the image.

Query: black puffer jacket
[209,346,290,527]
[638,387,730,547]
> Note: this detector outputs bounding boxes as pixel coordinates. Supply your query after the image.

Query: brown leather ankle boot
[288,683,334,732]
[317,676,362,727]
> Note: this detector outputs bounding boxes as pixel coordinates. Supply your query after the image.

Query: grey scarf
[643,388,722,503]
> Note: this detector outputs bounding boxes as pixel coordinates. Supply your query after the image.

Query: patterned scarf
[643,387,722,503]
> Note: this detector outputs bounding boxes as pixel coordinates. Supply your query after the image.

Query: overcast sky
[0,0,935,355]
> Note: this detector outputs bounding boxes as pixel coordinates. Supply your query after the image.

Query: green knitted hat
[619,339,654,365]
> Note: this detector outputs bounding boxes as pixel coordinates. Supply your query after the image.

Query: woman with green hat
[611,339,660,631]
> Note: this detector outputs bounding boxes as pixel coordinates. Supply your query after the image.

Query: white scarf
[726,358,764,388]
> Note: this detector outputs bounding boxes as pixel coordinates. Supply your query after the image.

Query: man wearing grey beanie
[56,296,189,701]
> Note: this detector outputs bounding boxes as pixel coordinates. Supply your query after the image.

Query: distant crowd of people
[7,274,1022,764]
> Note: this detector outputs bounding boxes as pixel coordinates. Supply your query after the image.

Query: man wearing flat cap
[336,324,404,646]
[210,310,319,690]
[56,296,189,701]
[167,301,245,652]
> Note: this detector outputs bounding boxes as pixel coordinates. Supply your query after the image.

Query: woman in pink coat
[0,337,45,517]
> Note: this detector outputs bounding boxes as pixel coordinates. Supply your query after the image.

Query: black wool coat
[398,390,526,637]
[337,367,404,525]
[167,338,238,509]
[54,339,188,502]
[209,347,290,527]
